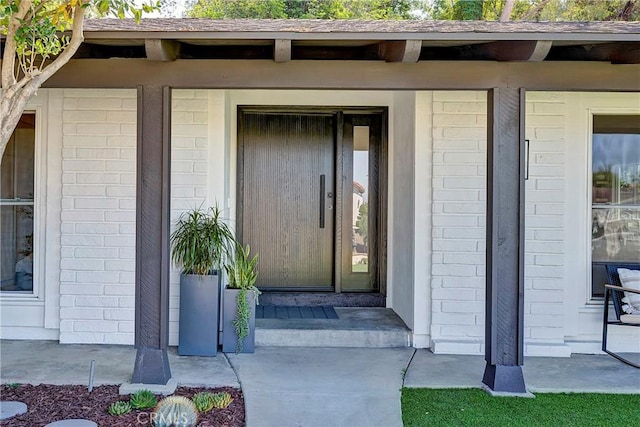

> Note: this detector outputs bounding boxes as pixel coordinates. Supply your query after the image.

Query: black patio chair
[602,263,640,368]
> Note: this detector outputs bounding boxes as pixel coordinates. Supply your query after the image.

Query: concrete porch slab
[0,340,239,388]
[256,307,412,348]
[404,350,640,394]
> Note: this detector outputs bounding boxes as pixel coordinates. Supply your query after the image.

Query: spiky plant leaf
[130,389,157,410]
[109,400,132,416]
[170,206,235,276]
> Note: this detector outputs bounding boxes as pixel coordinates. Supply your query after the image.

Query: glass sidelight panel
[1,114,35,293]
[340,113,383,293]
[591,115,640,297]
[352,126,370,273]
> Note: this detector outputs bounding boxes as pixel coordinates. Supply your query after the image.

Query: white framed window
[1,113,39,297]
[590,114,640,298]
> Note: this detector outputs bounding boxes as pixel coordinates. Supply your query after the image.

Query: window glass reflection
[1,114,35,292]
[352,126,369,273]
[591,115,640,297]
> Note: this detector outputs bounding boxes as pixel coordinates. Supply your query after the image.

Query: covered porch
[2,19,638,394]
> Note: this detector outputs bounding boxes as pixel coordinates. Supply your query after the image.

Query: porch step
[255,307,411,348]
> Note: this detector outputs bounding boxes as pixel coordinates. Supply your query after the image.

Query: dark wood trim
[42,59,640,91]
[340,116,355,289]
[334,112,344,294]
[132,85,172,385]
[482,88,526,394]
[378,109,388,297]
[235,111,245,245]
[340,114,385,293]
[237,106,386,114]
[160,86,171,349]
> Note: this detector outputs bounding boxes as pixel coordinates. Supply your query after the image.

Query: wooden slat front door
[239,112,335,290]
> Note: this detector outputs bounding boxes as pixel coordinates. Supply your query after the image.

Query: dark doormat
[256,305,339,319]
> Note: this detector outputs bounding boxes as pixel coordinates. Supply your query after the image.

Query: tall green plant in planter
[223,244,260,353]
[171,207,234,356]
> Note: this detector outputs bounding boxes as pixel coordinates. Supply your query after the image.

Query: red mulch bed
[0,384,244,426]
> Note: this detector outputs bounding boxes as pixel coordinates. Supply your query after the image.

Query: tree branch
[500,0,515,21]
[35,2,86,85]
[520,0,552,21]
[2,0,33,89]
[24,0,56,22]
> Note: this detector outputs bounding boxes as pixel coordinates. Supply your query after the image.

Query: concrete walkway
[0,340,238,388]
[404,350,640,394]
[2,341,639,427]
[227,347,413,427]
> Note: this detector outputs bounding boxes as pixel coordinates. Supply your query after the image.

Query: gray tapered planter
[178,272,220,356]
[222,288,256,353]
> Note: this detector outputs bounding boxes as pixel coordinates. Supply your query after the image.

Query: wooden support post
[132,86,172,385]
[483,88,527,395]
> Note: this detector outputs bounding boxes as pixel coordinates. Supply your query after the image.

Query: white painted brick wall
[58,89,211,345]
[524,92,567,352]
[430,91,567,355]
[59,89,137,344]
[169,90,210,346]
[430,91,487,354]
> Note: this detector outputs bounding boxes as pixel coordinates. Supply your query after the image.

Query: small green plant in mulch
[402,388,640,427]
[108,400,132,416]
[192,391,216,413]
[7,383,20,389]
[211,392,233,409]
[129,389,157,410]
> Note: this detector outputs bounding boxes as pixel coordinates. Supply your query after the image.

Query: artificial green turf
[401,388,640,427]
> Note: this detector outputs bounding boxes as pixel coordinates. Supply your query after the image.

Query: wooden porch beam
[274,39,292,62]
[483,87,527,395]
[145,39,180,61]
[379,40,422,63]
[132,85,172,385]
[42,60,640,91]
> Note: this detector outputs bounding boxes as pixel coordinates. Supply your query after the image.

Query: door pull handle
[320,174,326,228]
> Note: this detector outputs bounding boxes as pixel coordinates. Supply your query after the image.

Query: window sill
[0,293,44,304]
